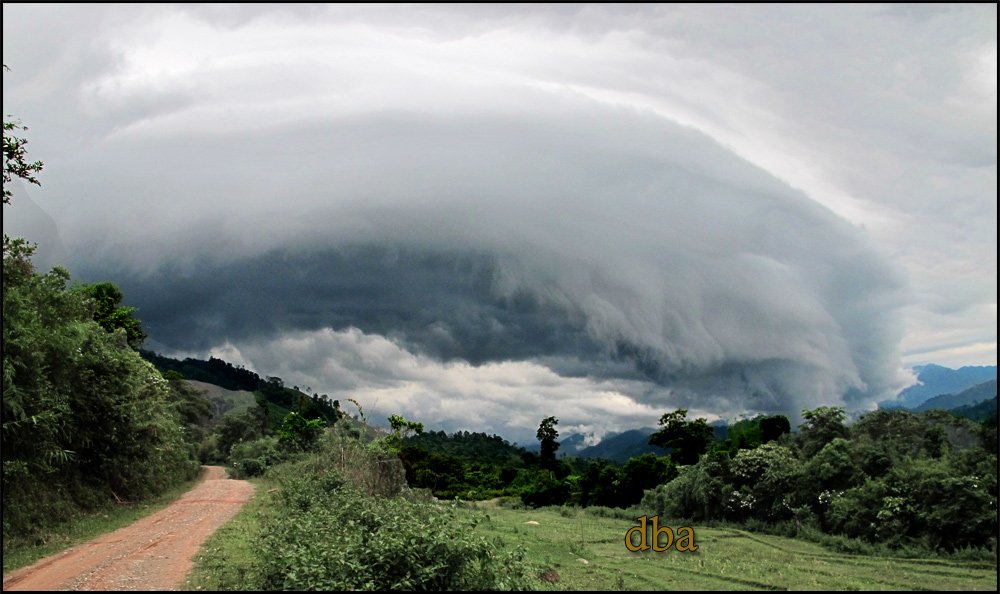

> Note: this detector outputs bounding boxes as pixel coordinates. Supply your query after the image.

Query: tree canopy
[77,281,148,349]
[648,408,714,465]
[536,416,560,468]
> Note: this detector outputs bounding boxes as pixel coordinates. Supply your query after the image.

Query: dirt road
[2,466,254,591]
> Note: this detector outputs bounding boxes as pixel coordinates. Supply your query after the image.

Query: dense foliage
[642,406,998,553]
[395,405,995,556]
[648,409,715,464]
[396,421,678,509]
[77,282,148,349]
[220,422,536,590]
[2,103,204,544]
[138,350,347,472]
[2,238,201,540]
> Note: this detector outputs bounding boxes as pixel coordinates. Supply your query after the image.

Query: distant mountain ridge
[882,364,996,410]
[914,379,997,413]
[520,428,662,462]
[575,428,661,462]
[2,179,68,270]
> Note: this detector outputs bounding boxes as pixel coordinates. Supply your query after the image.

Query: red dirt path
[2,466,254,591]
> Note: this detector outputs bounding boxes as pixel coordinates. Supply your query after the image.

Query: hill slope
[948,396,999,423]
[182,380,258,419]
[914,379,997,412]
[883,364,996,409]
[575,428,661,462]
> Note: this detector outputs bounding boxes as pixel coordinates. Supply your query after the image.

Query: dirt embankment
[2,466,254,591]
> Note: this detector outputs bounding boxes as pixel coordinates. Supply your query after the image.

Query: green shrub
[585,505,648,521]
[257,487,534,591]
[2,242,200,540]
[641,454,731,522]
[519,471,570,508]
[249,447,535,591]
[229,436,284,479]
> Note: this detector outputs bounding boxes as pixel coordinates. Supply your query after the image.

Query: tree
[214,407,268,459]
[536,416,559,469]
[642,453,731,521]
[3,238,200,536]
[729,443,802,521]
[649,409,714,465]
[388,414,424,438]
[760,415,791,444]
[618,453,676,507]
[76,282,148,349]
[3,66,44,205]
[1,75,202,541]
[385,414,424,453]
[276,411,326,452]
[797,406,848,458]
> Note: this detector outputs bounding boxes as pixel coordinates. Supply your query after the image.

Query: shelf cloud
[5,4,991,441]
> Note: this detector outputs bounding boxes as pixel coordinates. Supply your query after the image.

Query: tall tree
[648,409,714,465]
[536,416,559,469]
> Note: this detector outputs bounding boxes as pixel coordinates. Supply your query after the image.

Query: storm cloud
[72,105,909,422]
[4,4,993,442]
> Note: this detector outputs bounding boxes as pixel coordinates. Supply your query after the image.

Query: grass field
[187,485,997,591]
[469,503,998,591]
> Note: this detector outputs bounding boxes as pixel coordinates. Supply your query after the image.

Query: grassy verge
[185,477,272,591]
[468,505,999,591]
[2,474,203,574]
[186,489,997,591]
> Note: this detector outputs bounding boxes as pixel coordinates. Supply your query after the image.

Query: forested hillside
[914,379,997,412]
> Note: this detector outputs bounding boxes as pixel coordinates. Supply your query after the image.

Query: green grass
[185,477,273,591]
[189,491,997,591]
[468,505,998,591]
[2,474,203,574]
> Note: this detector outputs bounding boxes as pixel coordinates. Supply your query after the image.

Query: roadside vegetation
[188,418,537,590]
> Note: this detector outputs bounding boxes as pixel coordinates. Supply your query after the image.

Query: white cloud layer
[200,327,664,445]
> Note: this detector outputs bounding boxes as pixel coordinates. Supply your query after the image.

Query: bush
[519,471,570,508]
[229,436,285,479]
[314,422,409,497]
[584,505,648,521]
[257,487,535,591]
[641,454,731,522]
[249,446,536,591]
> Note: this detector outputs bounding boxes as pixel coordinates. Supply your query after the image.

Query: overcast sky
[3,4,995,444]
